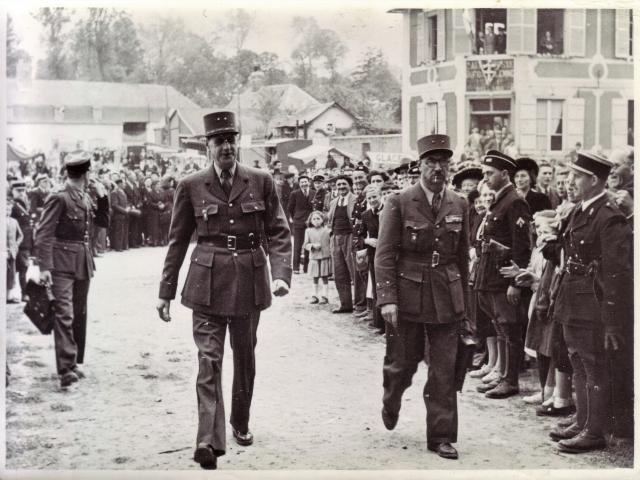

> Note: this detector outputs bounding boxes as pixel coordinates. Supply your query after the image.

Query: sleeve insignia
[516,217,526,228]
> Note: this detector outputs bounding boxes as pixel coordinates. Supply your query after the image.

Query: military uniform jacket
[554,194,632,329]
[375,184,470,324]
[158,163,292,316]
[35,183,110,279]
[475,183,531,292]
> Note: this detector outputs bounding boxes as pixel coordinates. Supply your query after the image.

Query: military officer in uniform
[34,152,110,388]
[375,134,470,460]
[550,152,632,453]
[156,111,292,470]
[474,150,531,399]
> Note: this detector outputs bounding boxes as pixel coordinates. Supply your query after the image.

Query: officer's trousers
[292,225,309,272]
[192,310,260,457]
[330,233,354,309]
[563,324,609,437]
[383,320,459,444]
[51,272,90,374]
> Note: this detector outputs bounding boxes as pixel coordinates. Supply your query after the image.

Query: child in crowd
[303,210,332,305]
[6,197,23,304]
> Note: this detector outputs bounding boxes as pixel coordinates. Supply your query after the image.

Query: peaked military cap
[483,150,517,172]
[417,134,453,159]
[64,151,91,174]
[570,151,614,180]
[203,111,239,137]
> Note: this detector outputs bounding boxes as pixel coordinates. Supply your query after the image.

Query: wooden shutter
[437,100,446,135]
[410,11,418,67]
[565,97,585,150]
[416,98,425,137]
[417,12,425,65]
[565,9,586,57]
[452,9,469,55]
[437,10,446,61]
[518,97,538,153]
[611,98,629,147]
[521,9,537,55]
[615,9,631,58]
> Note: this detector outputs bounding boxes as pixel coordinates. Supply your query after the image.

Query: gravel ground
[3,245,634,473]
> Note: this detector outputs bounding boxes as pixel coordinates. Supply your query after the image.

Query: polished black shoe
[557,413,578,428]
[557,430,606,453]
[233,428,254,446]
[60,371,79,388]
[428,442,458,460]
[549,422,582,442]
[72,367,86,379]
[332,307,353,314]
[194,443,217,469]
[536,403,576,417]
[381,407,398,431]
[310,296,319,304]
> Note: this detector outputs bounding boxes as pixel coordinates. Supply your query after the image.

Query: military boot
[549,422,582,442]
[557,429,606,453]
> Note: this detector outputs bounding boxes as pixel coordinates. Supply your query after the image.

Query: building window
[537,9,564,55]
[425,102,438,134]
[54,106,65,122]
[536,100,564,152]
[475,9,507,54]
[428,15,438,61]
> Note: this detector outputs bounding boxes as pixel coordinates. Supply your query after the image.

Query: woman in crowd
[514,158,552,215]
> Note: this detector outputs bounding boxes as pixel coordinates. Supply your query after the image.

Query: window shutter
[417,12,425,65]
[518,97,538,153]
[615,9,631,58]
[565,97,585,150]
[507,9,523,54]
[452,9,469,55]
[437,100,447,135]
[565,9,586,57]
[416,98,425,137]
[610,98,628,147]
[437,10,446,61]
[521,9,537,55]
[410,11,418,67]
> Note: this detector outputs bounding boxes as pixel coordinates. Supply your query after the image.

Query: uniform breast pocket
[403,220,433,252]
[182,247,215,306]
[240,200,266,214]
[445,220,463,251]
[194,204,219,236]
[565,276,601,323]
[397,263,423,314]
[52,244,80,274]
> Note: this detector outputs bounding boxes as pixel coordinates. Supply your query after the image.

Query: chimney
[248,65,265,92]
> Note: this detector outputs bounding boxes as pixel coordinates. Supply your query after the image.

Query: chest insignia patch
[445,214,463,223]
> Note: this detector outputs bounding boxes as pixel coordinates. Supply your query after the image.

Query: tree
[6,15,32,78]
[224,8,254,52]
[256,88,282,137]
[32,7,72,79]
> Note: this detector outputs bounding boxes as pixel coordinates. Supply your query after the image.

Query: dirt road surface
[4,245,633,472]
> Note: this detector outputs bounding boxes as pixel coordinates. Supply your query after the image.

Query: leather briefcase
[454,334,477,392]
[23,280,55,335]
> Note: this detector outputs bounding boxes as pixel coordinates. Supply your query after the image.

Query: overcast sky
[9,3,404,77]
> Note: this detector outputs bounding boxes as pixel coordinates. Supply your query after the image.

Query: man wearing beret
[287,173,315,274]
[156,111,292,470]
[550,152,632,453]
[34,152,110,388]
[375,134,470,460]
[475,150,532,399]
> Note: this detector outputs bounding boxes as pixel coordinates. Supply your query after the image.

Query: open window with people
[537,9,564,55]
[475,9,507,54]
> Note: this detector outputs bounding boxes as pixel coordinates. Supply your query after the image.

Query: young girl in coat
[303,210,332,304]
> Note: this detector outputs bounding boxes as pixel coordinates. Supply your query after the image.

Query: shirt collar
[495,182,511,199]
[581,190,606,211]
[419,179,443,203]
[213,161,236,179]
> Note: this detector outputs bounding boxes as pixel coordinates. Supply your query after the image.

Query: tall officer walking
[156,111,292,470]
[375,134,470,460]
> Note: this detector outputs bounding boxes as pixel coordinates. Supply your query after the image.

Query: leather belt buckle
[227,235,237,251]
[431,251,440,267]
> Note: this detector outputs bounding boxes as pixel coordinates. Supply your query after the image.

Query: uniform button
[435,238,439,242]
[229,203,233,207]
[254,206,259,210]
[436,224,440,228]
[229,219,234,224]
[233,253,238,257]
[580,240,584,244]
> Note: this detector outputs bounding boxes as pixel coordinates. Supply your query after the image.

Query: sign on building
[466,58,514,91]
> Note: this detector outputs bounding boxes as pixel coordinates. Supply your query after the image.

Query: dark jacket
[287,188,315,227]
[158,163,292,316]
[11,198,34,251]
[356,207,381,258]
[475,183,532,292]
[375,184,470,324]
[525,189,552,216]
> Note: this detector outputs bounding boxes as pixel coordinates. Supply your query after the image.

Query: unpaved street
[4,245,633,470]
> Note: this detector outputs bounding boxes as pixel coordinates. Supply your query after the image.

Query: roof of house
[7,79,201,109]
[171,107,222,136]
[225,83,320,114]
[274,102,357,127]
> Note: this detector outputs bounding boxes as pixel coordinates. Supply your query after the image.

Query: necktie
[221,169,232,197]
[432,192,441,217]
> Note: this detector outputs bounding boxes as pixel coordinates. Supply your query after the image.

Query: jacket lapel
[229,164,250,203]
[205,165,228,201]
[410,183,435,222]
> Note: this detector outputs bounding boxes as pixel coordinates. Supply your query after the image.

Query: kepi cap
[417,134,453,159]
[483,149,517,173]
[203,111,239,138]
[569,151,614,180]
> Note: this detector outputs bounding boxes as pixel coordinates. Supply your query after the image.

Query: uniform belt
[564,259,592,276]
[55,237,90,245]
[197,233,260,251]
[400,251,457,267]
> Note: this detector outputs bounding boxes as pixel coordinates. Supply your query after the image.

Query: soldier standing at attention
[34,152,110,388]
[156,111,292,470]
[375,134,470,460]
[474,150,531,399]
[551,152,632,453]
